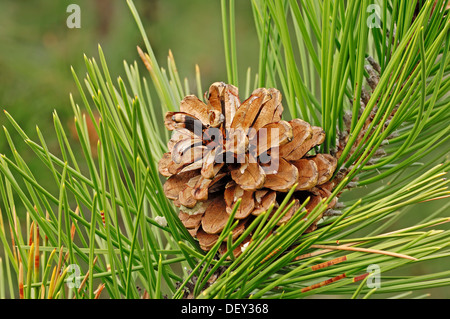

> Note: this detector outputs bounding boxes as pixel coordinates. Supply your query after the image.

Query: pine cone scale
[278,119,314,160]
[230,157,266,190]
[292,159,319,191]
[230,88,269,130]
[262,158,299,192]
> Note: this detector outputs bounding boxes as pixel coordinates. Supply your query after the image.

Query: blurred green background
[0,1,448,298]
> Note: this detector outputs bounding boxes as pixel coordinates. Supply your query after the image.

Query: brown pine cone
[159,82,338,255]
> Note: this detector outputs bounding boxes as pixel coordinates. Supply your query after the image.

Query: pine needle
[309,244,418,261]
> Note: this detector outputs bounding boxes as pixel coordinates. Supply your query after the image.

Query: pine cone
[159,82,338,255]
